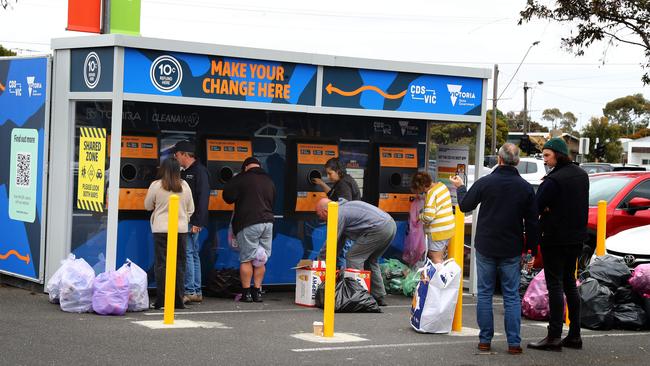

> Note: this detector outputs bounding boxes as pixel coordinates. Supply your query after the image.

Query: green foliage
[581,116,623,162]
[519,1,650,84]
[541,108,578,135]
[486,109,509,154]
[506,110,549,133]
[0,44,17,56]
[602,93,650,136]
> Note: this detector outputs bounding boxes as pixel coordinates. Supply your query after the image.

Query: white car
[605,224,650,267]
[515,157,549,186]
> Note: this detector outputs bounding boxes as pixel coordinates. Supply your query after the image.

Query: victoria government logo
[150,55,183,93]
[447,84,476,107]
[84,52,101,89]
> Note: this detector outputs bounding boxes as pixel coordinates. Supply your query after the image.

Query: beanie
[542,138,568,156]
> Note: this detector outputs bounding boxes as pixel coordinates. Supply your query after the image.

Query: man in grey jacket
[316,198,396,306]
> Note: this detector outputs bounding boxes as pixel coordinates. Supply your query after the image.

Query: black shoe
[373,296,387,306]
[560,336,583,349]
[149,303,162,310]
[251,287,263,302]
[241,288,253,303]
[527,337,562,352]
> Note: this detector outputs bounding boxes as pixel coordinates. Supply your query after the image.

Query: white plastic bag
[117,259,150,312]
[410,258,461,334]
[46,254,76,304]
[252,247,268,267]
[59,258,96,313]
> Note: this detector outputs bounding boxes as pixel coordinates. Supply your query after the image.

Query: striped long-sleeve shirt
[418,182,455,241]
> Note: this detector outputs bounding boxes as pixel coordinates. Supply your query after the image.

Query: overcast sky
[1,0,648,130]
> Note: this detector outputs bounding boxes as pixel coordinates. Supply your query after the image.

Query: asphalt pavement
[1,283,649,366]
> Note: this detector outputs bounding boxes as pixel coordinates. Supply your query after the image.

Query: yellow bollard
[323,201,338,337]
[448,206,465,332]
[596,200,607,257]
[163,194,180,325]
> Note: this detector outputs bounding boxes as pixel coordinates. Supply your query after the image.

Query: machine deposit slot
[308,170,322,185]
[389,173,402,188]
[121,163,137,182]
[219,166,234,184]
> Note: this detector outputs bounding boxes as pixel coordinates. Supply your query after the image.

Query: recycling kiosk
[0,35,492,288]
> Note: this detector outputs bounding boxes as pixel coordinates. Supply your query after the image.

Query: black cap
[241,156,261,170]
[173,140,195,154]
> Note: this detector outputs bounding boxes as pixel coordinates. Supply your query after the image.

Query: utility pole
[523,82,530,133]
[491,64,499,155]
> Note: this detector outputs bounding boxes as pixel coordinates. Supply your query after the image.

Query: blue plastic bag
[92,270,130,316]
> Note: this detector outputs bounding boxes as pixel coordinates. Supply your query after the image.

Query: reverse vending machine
[117,135,159,210]
[205,138,252,212]
[365,143,418,216]
[285,139,339,215]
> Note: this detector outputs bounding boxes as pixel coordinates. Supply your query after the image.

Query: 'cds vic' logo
[84,52,101,89]
[447,84,476,107]
[150,55,183,93]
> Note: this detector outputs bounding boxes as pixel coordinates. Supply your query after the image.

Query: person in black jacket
[450,143,538,355]
[223,157,276,302]
[312,158,361,201]
[528,138,588,352]
[174,140,210,304]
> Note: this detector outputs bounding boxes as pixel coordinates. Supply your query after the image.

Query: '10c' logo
[84,52,101,89]
[150,55,183,93]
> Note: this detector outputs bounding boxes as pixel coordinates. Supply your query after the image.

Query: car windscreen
[588,176,634,206]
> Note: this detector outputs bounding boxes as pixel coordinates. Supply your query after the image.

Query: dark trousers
[541,244,582,338]
[154,233,187,308]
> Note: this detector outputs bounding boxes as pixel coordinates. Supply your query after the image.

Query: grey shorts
[235,222,273,263]
[427,236,449,252]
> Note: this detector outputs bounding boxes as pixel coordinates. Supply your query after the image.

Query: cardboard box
[343,268,372,292]
[294,260,326,307]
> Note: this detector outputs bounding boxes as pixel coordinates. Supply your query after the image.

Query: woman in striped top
[410,172,455,263]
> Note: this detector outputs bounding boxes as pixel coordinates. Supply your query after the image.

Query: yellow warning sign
[77,127,107,212]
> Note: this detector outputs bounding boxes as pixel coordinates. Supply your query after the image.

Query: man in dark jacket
[223,157,276,302]
[174,140,210,304]
[528,138,588,352]
[450,142,538,355]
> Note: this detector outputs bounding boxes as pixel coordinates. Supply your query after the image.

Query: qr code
[16,152,31,187]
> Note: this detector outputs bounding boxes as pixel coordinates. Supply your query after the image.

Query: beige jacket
[144,180,195,233]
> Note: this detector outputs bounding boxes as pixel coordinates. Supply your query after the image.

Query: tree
[602,93,650,136]
[1,0,18,10]
[581,116,623,162]
[486,109,509,154]
[628,127,650,140]
[519,1,650,84]
[542,108,562,130]
[506,110,549,132]
[0,44,17,57]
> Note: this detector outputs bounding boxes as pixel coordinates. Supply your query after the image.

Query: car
[580,162,646,174]
[586,171,650,248]
[605,224,650,267]
[515,157,549,186]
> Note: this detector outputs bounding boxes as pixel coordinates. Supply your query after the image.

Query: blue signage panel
[70,48,114,92]
[0,57,48,281]
[123,48,318,106]
[321,67,483,116]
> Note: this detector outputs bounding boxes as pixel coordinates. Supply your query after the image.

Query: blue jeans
[184,230,202,296]
[475,251,521,346]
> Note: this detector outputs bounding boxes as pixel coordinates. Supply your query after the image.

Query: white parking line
[290,332,650,352]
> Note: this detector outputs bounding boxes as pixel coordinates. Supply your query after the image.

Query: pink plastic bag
[629,264,650,297]
[522,269,550,320]
[402,197,426,266]
[92,270,130,316]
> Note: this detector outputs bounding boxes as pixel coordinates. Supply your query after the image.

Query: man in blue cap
[174,140,210,304]
[528,137,588,352]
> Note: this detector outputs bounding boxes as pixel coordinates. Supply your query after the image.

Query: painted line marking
[132,319,232,329]
[290,332,650,352]
[292,332,368,343]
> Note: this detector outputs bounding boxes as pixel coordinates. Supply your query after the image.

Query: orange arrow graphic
[0,81,5,92]
[326,83,407,100]
[0,249,31,264]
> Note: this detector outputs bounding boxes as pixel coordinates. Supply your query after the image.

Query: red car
[586,172,650,245]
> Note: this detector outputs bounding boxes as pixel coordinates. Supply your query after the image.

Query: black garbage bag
[579,278,615,330]
[315,278,381,313]
[614,303,648,330]
[615,286,643,305]
[644,297,650,328]
[581,255,631,290]
[203,269,242,298]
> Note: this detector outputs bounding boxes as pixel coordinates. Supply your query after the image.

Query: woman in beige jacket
[144,157,195,309]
